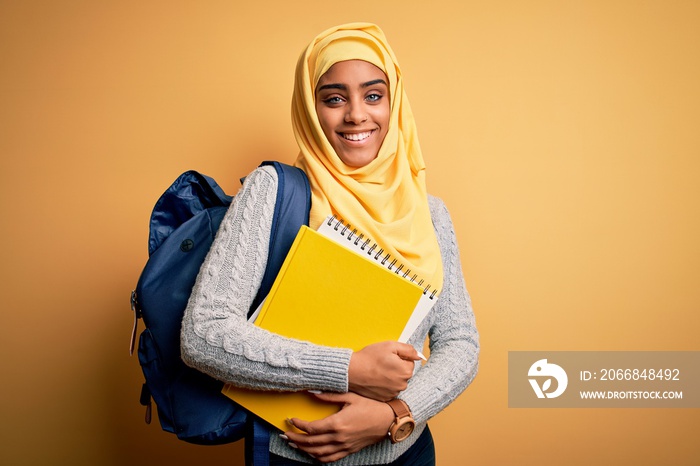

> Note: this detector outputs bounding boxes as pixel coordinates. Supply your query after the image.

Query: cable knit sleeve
[398,196,480,424]
[180,165,352,393]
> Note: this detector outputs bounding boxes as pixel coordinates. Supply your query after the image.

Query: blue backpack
[130,161,310,448]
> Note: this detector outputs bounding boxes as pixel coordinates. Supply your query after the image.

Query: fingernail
[279,434,289,440]
[288,442,299,449]
[308,390,322,394]
[286,417,295,427]
[417,351,427,361]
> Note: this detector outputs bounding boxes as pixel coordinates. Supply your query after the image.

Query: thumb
[395,343,427,362]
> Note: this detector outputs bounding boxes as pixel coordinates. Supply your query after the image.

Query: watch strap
[386,399,412,419]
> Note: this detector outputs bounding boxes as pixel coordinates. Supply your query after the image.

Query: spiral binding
[325,215,438,299]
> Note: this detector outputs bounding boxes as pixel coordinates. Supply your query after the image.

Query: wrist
[348,351,361,391]
[380,399,395,430]
[385,399,416,443]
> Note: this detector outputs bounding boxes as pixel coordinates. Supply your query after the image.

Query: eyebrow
[316,79,388,93]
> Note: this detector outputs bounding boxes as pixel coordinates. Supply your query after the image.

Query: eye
[366,93,383,103]
[321,95,345,106]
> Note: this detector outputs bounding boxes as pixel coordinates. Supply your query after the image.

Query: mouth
[340,130,375,142]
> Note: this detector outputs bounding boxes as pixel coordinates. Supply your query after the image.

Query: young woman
[181,23,479,465]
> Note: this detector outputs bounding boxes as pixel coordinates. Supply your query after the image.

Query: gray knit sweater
[181,165,479,465]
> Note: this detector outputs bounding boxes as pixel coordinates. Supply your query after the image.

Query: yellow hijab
[292,22,443,292]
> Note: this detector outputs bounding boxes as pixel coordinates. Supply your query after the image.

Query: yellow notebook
[222,218,436,432]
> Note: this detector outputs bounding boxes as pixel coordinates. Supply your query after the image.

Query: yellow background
[1,1,698,464]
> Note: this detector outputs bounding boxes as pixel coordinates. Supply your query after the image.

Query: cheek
[374,101,390,128]
[315,106,336,139]
[374,102,391,137]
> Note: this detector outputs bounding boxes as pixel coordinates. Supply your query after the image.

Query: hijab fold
[293,23,443,292]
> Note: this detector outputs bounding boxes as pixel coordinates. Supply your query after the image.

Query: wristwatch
[386,399,415,443]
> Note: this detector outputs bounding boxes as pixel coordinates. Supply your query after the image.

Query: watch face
[394,421,415,441]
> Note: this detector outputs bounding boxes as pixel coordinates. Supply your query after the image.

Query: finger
[282,428,346,461]
[394,343,424,361]
[286,416,313,435]
[288,416,334,436]
[282,430,336,448]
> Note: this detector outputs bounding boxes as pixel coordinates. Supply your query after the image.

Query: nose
[344,101,368,124]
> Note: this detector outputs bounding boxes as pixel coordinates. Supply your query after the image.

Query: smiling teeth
[343,131,372,141]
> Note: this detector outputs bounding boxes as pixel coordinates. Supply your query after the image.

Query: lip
[338,129,376,144]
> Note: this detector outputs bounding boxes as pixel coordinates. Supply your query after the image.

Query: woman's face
[315,60,390,168]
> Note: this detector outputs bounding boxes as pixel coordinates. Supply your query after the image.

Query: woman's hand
[348,341,422,401]
[283,392,395,464]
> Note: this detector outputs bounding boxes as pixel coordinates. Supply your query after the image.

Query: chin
[340,156,376,168]
[337,150,379,168]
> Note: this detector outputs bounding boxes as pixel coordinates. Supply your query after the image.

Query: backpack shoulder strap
[245,161,309,463]
[250,161,310,314]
